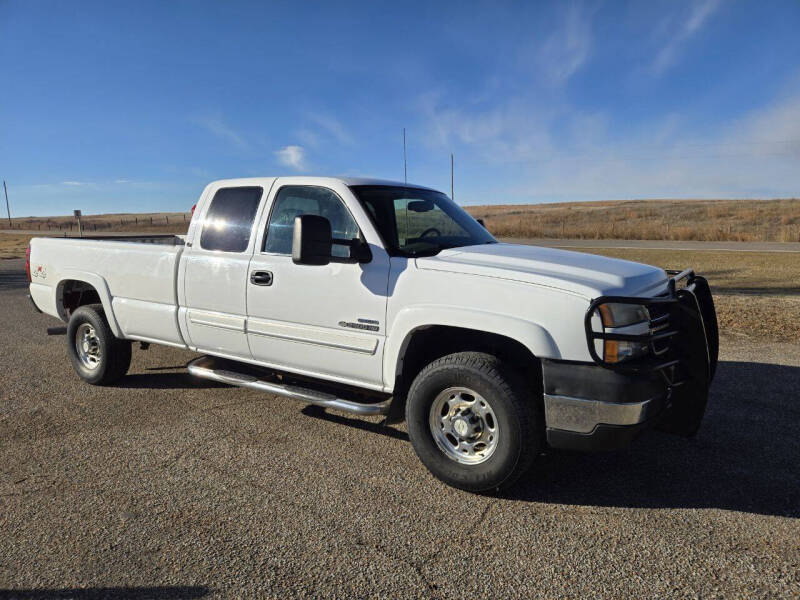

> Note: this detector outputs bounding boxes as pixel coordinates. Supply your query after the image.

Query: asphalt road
[1,258,798,599]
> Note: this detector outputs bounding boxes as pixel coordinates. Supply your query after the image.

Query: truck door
[246,181,390,390]
[181,184,268,358]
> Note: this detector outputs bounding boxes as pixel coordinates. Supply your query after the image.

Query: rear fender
[55,271,122,337]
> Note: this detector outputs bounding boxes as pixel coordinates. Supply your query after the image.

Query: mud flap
[657,283,714,437]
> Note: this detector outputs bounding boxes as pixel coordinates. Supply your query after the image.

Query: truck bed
[29,235,187,348]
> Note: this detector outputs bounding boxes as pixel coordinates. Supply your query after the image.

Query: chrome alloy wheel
[429,387,499,464]
[75,323,102,370]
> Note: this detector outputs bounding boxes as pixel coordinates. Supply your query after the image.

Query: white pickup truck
[27,177,718,491]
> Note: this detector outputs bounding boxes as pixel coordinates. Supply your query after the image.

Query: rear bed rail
[77,234,185,245]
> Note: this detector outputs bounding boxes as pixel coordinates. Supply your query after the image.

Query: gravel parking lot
[1,258,798,599]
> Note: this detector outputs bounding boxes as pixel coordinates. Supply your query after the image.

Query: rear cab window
[200,186,263,252]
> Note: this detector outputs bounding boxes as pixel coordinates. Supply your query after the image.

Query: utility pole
[450,153,454,201]
[3,180,10,227]
[403,128,407,184]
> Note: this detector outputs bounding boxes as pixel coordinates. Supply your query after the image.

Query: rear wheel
[66,304,131,385]
[406,352,541,492]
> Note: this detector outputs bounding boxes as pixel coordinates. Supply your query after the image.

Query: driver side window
[264,186,360,257]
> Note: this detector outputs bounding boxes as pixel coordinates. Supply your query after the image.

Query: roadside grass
[0,234,34,259]
[576,248,800,342]
[466,198,800,242]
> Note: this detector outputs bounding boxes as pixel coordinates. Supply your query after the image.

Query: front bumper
[542,360,669,451]
[544,269,719,451]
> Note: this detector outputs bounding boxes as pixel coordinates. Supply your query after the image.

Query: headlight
[597,303,650,363]
[598,303,650,328]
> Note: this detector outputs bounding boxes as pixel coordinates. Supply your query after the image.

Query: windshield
[350,186,496,256]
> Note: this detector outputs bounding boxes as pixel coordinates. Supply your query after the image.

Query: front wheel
[405,352,541,492]
[66,304,132,385]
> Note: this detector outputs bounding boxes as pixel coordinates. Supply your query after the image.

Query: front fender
[383,305,561,388]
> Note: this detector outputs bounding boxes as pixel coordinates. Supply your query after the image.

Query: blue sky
[1,0,800,216]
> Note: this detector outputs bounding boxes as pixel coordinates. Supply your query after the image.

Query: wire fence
[4,214,191,232]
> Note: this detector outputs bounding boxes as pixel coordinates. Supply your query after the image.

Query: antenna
[3,181,10,227]
[450,153,454,201]
[403,128,407,184]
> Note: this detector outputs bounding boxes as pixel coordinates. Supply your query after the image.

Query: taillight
[25,245,32,282]
[191,204,196,215]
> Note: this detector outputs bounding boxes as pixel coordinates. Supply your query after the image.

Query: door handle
[250,270,273,286]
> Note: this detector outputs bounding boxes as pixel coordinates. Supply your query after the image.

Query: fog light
[604,340,648,363]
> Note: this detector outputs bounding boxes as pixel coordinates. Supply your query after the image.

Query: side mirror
[292,215,332,265]
[476,218,487,229]
[349,238,373,263]
[407,199,434,213]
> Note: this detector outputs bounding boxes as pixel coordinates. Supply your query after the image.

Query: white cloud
[418,91,555,164]
[274,145,307,171]
[651,0,721,75]
[506,93,800,202]
[307,113,354,146]
[61,181,90,186]
[535,3,593,85]
[420,78,800,203]
[191,115,248,149]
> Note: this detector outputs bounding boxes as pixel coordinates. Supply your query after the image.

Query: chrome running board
[187,356,391,416]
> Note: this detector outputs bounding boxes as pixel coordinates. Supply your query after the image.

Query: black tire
[405,352,541,492]
[66,304,132,385]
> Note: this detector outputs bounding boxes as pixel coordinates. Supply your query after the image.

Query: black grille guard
[584,269,719,384]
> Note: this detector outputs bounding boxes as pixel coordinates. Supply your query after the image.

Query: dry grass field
[4,198,800,242]
[0,234,37,259]
[466,198,800,242]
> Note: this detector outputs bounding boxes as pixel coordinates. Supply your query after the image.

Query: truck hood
[415,243,668,299]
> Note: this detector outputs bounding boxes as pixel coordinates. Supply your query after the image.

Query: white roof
[209,176,438,191]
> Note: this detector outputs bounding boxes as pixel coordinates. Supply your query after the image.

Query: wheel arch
[55,271,122,337]
[383,308,556,423]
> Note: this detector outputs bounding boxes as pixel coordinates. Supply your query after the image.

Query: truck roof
[208,176,437,191]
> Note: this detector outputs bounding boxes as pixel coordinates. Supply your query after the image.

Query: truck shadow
[299,359,799,517]
[301,405,410,442]
[117,373,227,390]
[509,360,800,518]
